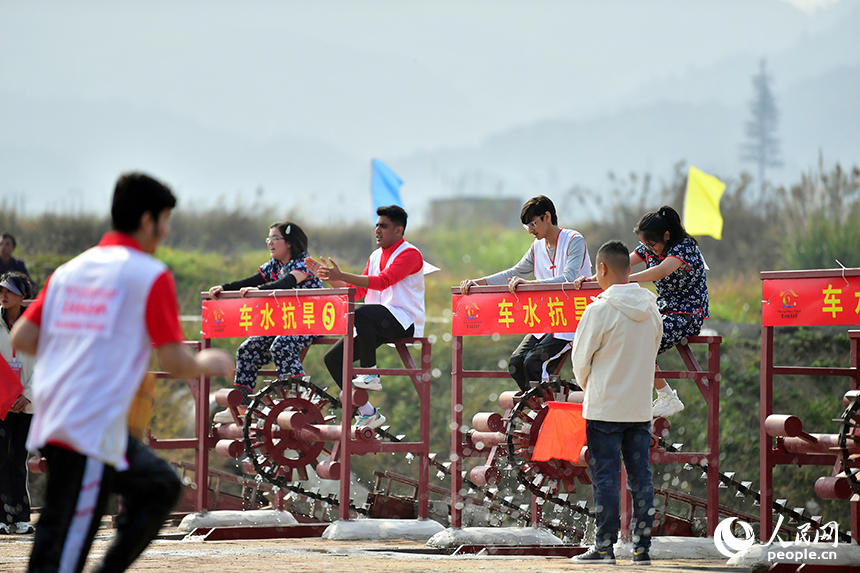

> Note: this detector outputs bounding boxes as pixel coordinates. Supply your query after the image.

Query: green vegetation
[9,162,860,529]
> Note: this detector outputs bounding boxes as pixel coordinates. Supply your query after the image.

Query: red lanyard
[545,229,562,274]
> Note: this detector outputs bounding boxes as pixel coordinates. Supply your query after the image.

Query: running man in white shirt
[12,173,235,573]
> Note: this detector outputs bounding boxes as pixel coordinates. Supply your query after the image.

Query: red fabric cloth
[532,401,587,463]
[353,238,423,299]
[0,357,24,420]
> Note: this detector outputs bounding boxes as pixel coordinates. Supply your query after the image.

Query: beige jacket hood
[572,283,663,423]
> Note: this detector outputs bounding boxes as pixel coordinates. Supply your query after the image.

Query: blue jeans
[586,419,654,551]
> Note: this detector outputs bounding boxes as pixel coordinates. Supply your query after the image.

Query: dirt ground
[0,529,741,573]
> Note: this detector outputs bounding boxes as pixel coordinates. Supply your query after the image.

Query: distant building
[429,197,523,229]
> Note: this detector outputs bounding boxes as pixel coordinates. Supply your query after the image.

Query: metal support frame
[450,283,721,536]
[648,336,722,538]
[150,288,432,519]
[760,268,860,543]
[148,340,213,512]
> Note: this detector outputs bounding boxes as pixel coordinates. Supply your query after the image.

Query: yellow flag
[684,166,726,240]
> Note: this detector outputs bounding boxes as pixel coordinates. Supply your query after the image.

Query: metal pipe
[782,434,859,455]
[467,430,506,449]
[276,410,308,431]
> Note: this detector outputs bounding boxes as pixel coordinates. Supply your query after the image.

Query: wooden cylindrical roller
[27,456,48,474]
[315,460,342,480]
[215,439,245,458]
[215,387,244,408]
[470,465,502,487]
[815,476,852,500]
[765,414,804,438]
[472,412,503,432]
[339,388,369,408]
[467,430,506,449]
[498,391,520,410]
[277,410,308,431]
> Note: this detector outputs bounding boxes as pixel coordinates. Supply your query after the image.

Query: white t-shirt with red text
[23,232,183,470]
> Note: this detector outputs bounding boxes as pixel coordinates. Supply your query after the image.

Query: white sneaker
[355,408,386,429]
[652,389,684,418]
[213,407,246,424]
[0,523,8,534]
[352,374,382,391]
[11,522,33,534]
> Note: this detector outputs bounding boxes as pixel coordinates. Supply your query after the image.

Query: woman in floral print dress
[574,205,709,417]
[629,205,709,418]
[208,221,322,423]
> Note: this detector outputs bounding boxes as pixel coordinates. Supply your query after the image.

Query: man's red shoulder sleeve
[366,248,423,291]
[146,271,184,347]
[20,275,51,326]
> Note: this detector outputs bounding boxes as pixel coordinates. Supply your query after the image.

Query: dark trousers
[586,419,654,552]
[0,412,32,525]
[28,437,182,573]
[324,304,413,388]
[508,334,571,392]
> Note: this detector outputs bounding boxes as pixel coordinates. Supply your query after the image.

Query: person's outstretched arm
[157,343,235,380]
[10,318,39,355]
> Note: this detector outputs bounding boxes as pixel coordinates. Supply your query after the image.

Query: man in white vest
[11,172,235,573]
[306,205,425,428]
[460,196,591,392]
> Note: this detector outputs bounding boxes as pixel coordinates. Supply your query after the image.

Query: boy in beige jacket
[571,240,662,565]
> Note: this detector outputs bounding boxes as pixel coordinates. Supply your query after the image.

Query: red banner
[452,288,602,337]
[202,294,348,338]
[762,277,860,327]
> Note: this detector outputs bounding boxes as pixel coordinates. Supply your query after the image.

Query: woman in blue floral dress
[209,222,322,422]
[629,205,709,418]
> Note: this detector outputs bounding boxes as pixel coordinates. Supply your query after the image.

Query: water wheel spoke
[514,411,533,422]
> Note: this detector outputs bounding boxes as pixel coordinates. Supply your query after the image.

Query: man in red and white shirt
[306,205,424,429]
[11,173,234,573]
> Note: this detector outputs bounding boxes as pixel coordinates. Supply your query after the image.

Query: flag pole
[369,159,376,250]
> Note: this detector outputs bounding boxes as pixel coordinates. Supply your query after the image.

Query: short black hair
[269,221,309,260]
[377,205,408,231]
[520,196,557,225]
[111,172,177,234]
[596,240,630,274]
[1,234,16,248]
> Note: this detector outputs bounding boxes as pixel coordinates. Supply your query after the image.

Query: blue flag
[371,159,403,220]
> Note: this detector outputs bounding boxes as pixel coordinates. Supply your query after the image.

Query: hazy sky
[2,0,855,161]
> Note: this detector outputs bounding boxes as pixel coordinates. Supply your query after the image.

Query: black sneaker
[571,545,616,564]
[632,548,651,565]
